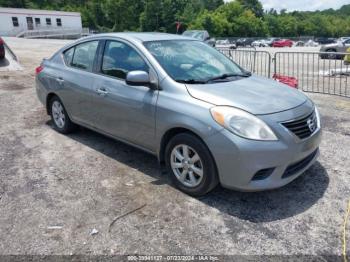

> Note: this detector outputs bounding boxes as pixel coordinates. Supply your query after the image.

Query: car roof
[82,32,196,43]
[183,30,205,32]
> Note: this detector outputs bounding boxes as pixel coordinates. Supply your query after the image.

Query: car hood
[186,75,308,115]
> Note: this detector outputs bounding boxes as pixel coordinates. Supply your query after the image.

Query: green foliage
[237,0,263,17]
[0,0,349,37]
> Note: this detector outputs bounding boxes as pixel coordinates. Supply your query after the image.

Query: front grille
[282,110,317,139]
[282,149,318,178]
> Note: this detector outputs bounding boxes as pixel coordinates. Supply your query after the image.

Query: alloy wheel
[170,144,204,188]
[52,101,65,129]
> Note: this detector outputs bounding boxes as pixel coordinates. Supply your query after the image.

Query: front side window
[56,18,62,27]
[71,41,98,71]
[144,40,244,83]
[101,41,148,79]
[46,18,51,25]
[12,17,19,27]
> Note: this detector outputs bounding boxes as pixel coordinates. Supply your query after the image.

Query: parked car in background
[344,47,350,65]
[320,38,350,59]
[236,38,255,47]
[252,39,268,47]
[338,37,350,42]
[0,37,5,59]
[272,39,293,47]
[265,38,280,47]
[36,32,321,196]
[305,40,319,47]
[315,37,336,45]
[215,39,236,49]
[294,41,305,47]
[182,30,215,47]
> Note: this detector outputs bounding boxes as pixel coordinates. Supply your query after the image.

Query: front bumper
[204,103,322,191]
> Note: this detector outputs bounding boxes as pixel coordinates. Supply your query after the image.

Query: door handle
[56,77,64,85]
[96,87,109,96]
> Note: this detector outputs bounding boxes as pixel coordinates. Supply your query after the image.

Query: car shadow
[0,58,10,67]
[199,161,329,222]
[52,123,329,223]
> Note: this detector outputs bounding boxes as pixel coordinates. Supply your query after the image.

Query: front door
[92,40,158,151]
[26,17,34,30]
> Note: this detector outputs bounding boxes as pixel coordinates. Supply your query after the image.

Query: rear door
[91,39,158,151]
[52,40,101,125]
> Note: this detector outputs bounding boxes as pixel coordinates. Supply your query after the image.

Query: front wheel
[165,133,219,196]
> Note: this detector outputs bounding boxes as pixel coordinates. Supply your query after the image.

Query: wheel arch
[46,92,59,115]
[158,127,217,171]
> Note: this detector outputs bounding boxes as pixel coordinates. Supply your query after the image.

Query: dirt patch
[0,81,30,91]
[23,107,48,129]
[0,75,10,80]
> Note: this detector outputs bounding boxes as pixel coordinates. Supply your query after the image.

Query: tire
[49,96,77,134]
[326,49,337,59]
[165,133,219,196]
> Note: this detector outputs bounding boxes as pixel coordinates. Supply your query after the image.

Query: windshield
[182,31,204,40]
[144,40,245,83]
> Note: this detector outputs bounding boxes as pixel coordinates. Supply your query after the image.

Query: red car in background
[0,37,5,59]
[272,39,293,47]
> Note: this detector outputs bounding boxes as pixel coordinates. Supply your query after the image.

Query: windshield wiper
[175,79,206,84]
[205,72,251,83]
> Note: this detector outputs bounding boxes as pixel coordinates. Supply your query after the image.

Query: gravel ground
[0,37,349,259]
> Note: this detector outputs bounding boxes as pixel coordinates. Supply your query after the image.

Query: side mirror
[126,71,151,87]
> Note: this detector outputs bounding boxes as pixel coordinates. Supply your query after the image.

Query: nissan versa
[35,33,321,196]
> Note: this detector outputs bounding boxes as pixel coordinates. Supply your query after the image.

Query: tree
[237,0,264,17]
[0,0,349,37]
[140,0,163,31]
[201,0,224,11]
[232,10,267,36]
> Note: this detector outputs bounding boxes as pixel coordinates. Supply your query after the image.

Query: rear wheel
[49,96,77,134]
[165,133,219,196]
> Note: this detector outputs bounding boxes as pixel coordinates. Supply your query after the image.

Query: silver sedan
[320,38,350,59]
[36,33,321,196]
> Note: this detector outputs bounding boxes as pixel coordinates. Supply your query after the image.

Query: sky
[226,0,350,12]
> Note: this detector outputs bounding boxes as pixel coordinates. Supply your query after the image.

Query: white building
[0,7,82,37]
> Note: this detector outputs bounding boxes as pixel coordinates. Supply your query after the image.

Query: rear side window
[101,40,148,79]
[71,41,98,71]
[63,47,74,65]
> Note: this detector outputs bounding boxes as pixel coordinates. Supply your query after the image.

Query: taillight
[35,65,44,75]
[0,38,3,44]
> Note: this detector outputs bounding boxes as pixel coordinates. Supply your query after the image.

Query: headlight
[210,106,278,141]
[314,106,321,128]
